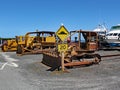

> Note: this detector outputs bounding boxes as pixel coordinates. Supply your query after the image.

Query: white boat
[105,24,120,46]
[93,24,107,36]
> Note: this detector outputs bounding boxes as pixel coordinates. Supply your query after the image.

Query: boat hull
[105,39,120,46]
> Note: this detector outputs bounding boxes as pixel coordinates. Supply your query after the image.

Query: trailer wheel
[16,45,23,54]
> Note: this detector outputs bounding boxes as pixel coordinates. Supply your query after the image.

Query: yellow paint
[58,44,68,52]
[56,26,69,41]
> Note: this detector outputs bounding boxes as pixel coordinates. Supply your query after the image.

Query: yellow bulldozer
[16,31,56,55]
[1,39,17,52]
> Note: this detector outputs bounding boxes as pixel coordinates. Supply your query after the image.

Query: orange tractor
[42,30,101,71]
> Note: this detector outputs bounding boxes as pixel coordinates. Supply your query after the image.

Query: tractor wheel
[1,45,8,52]
[16,45,23,54]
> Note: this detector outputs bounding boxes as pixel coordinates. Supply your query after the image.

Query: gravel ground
[0,50,120,90]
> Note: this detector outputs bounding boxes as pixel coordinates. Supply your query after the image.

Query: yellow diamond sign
[56,26,69,41]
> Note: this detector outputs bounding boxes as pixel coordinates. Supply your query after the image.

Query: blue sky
[0,0,120,38]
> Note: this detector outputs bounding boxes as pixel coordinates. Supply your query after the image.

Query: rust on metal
[101,54,120,58]
[64,61,93,67]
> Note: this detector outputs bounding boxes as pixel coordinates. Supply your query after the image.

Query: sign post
[58,44,68,71]
[61,51,65,71]
[56,25,69,71]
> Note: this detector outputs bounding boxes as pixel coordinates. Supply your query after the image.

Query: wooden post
[61,51,65,71]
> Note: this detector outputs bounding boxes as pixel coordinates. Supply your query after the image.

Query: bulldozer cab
[39,31,56,43]
[24,31,56,48]
[69,30,98,51]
